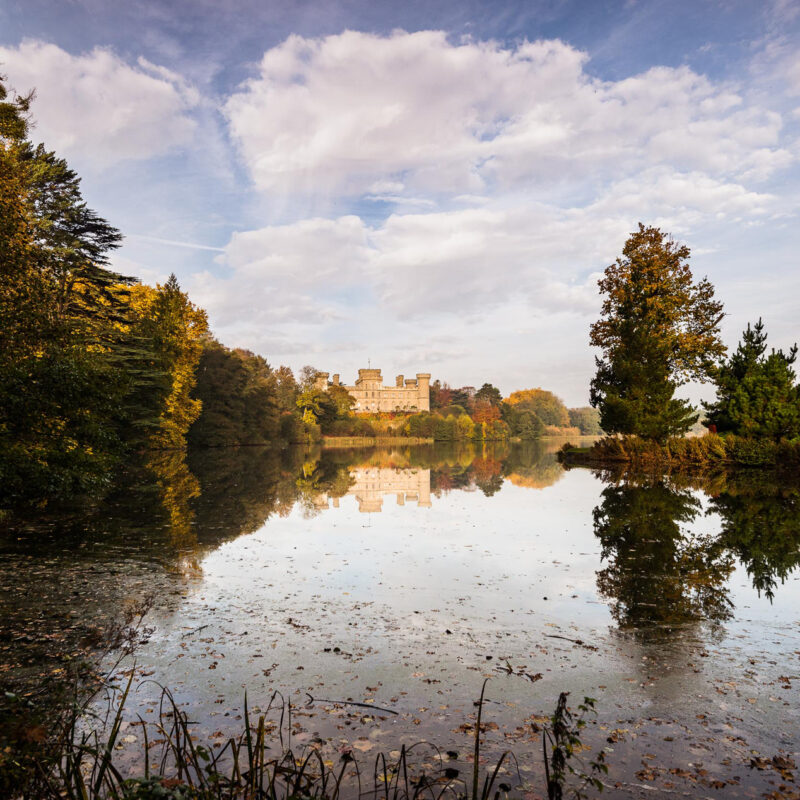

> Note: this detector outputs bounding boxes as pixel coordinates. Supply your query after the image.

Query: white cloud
[224,30,792,200]
[0,40,198,165]
[187,216,372,331]
[193,158,786,341]
[587,168,777,222]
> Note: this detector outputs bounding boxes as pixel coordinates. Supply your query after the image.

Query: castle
[313,368,430,413]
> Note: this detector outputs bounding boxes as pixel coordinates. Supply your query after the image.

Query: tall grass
[28,675,607,800]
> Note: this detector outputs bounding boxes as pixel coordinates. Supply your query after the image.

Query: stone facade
[314,368,430,413]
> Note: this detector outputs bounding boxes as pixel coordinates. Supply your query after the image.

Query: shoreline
[557,434,800,474]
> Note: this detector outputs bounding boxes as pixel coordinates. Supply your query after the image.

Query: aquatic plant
[28,676,607,800]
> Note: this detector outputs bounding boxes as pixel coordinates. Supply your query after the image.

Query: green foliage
[590,224,725,441]
[188,341,283,447]
[295,383,360,435]
[567,407,602,435]
[704,319,800,440]
[0,348,125,503]
[121,277,208,450]
[439,403,468,417]
[403,411,510,441]
[560,433,800,474]
[325,417,376,437]
[474,382,502,407]
[543,693,607,800]
[502,403,545,439]
[0,77,133,503]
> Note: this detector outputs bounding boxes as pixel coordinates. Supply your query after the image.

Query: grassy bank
[558,433,800,471]
[322,436,434,447]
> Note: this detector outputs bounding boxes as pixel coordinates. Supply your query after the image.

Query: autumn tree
[121,276,208,449]
[505,388,570,427]
[704,319,800,440]
[0,78,133,501]
[590,224,725,441]
[471,401,501,424]
[429,379,453,410]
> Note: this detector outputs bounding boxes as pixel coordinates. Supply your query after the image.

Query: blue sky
[1,0,798,404]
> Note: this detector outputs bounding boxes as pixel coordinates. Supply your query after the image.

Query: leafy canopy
[589,224,725,441]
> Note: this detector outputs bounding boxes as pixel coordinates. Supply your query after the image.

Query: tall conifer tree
[590,224,725,441]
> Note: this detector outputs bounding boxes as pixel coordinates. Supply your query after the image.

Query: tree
[471,401,501,424]
[505,388,570,427]
[429,380,453,410]
[327,384,357,418]
[568,407,603,435]
[298,365,320,391]
[0,78,134,501]
[501,402,545,439]
[123,276,208,449]
[590,224,725,441]
[704,319,800,440]
[475,382,502,407]
[188,340,281,447]
[273,365,299,412]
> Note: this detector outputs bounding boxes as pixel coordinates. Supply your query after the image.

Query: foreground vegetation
[11,664,606,800]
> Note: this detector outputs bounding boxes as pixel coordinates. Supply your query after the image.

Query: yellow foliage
[127,280,208,449]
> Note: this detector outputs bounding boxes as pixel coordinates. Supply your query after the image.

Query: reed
[29,676,607,800]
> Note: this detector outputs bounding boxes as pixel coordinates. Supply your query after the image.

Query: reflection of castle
[314,467,431,512]
[314,368,430,413]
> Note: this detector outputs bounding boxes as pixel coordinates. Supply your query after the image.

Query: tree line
[0,80,318,507]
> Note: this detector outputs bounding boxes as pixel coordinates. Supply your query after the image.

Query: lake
[2,440,798,797]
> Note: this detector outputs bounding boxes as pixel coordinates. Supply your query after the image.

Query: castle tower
[416,373,431,412]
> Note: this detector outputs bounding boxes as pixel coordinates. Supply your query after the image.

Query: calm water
[2,441,799,797]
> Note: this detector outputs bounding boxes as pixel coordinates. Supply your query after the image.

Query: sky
[1,0,799,405]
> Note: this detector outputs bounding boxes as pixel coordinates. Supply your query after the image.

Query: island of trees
[562,223,800,471]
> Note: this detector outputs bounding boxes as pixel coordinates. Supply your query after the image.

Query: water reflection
[593,480,735,631]
[712,483,800,601]
[3,442,800,706]
[313,466,432,512]
[588,469,800,635]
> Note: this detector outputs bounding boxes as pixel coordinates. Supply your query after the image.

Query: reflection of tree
[503,441,565,489]
[145,450,200,556]
[294,454,356,516]
[712,487,800,601]
[472,456,504,496]
[186,446,305,541]
[594,482,735,630]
